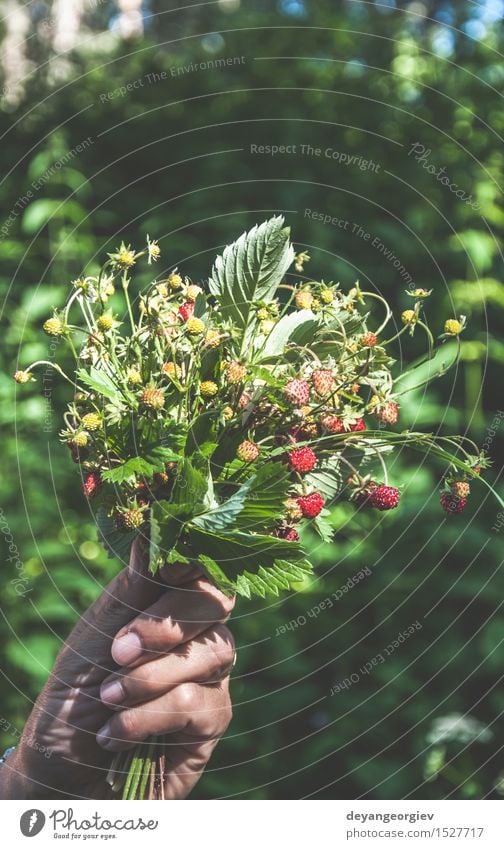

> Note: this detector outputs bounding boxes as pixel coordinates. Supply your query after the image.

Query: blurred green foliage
[1,0,503,799]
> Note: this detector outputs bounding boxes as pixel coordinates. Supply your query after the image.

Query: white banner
[1,800,501,848]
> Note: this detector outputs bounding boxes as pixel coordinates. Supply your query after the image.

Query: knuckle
[207,625,235,677]
[217,591,236,619]
[115,709,140,742]
[174,682,199,714]
[194,580,236,619]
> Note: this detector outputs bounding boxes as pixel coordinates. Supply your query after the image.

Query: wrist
[0,745,36,799]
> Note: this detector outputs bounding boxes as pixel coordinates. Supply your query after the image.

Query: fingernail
[100,679,124,706]
[112,632,142,666]
[96,722,112,749]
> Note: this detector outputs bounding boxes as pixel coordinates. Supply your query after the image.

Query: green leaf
[187,525,308,597]
[312,509,334,543]
[102,456,157,484]
[195,463,291,533]
[96,506,136,563]
[171,458,213,509]
[77,366,121,401]
[149,500,194,573]
[259,309,318,358]
[306,458,345,502]
[185,411,218,458]
[208,216,294,344]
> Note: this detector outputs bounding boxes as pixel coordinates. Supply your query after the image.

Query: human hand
[0,540,235,799]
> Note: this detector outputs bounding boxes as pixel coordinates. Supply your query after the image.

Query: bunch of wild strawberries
[14,233,482,546]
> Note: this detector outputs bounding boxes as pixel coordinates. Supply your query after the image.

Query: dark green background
[1,0,503,798]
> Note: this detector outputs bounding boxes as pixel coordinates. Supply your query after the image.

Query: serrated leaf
[102,456,157,484]
[77,366,121,401]
[171,458,211,508]
[143,444,181,465]
[96,506,136,563]
[185,411,218,458]
[149,500,194,573]
[188,525,303,575]
[260,309,318,358]
[312,509,334,543]
[208,216,294,347]
[306,458,345,503]
[194,463,290,533]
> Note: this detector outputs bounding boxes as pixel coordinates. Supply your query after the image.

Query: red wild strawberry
[360,332,378,348]
[238,392,252,409]
[296,492,325,518]
[274,526,300,542]
[311,369,335,398]
[320,414,345,434]
[369,484,400,510]
[237,440,260,462]
[440,492,467,514]
[352,481,377,507]
[83,471,101,499]
[178,301,195,321]
[288,446,317,474]
[374,402,399,426]
[350,418,366,432]
[284,378,310,406]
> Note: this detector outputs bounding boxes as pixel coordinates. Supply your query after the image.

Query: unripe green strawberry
[440,492,467,514]
[204,329,221,348]
[167,271,183,289]
[285,497,303,521]
[97,312,114,332]
[450,480,470,499]
[237,440,260,462]
[162,361,181,379]
[140,387,165,410]
[43,316,65,336]
[81,412,102,431]
[72,431,89,447]
[295,290,313,310]
[444,319,463,335]
[401,309,417,326]
[127,367,142,385]
[14,370,32,384]
[319,287,334,304]
[186,317,205,335]
[222,406,234,421]
[185,284,203,301]
[260,319,275,334]
[311,369,335,398]
[200,380,218,398]
[226,361,247,384]
[115,506,146,531]
[374,401,399,425]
